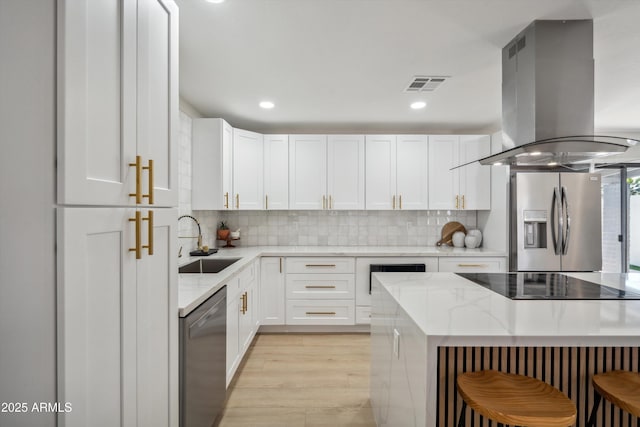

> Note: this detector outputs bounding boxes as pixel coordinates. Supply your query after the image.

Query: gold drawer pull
[462,194,465,210]
[392,195,396,209]
[305,285,336,289]
[455,195,459,209]
[142,159,154,204]
[129,155,142,204]
[305,264,336,267]
[305,311,336,315]
[142,210,154,255]
[236,194,240,209]
[457,263,486,268]
[224,192,229,209]
[129,211,142,259]
[399,194,402,210]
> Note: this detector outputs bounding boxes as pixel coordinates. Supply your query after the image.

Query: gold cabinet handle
[243,292,248,313]
[399,194,402,210]
[392,195,396,209]
[129,155,142,204]
[457,264,487,268]
[279,257,282,273]
[462,195,465,209]
[322,195,326,210]
[142,159,154,204]
[306,311,336,315]
[305,285,337,289]
[240,292,247,314]
[455,195,459,209]
[305,264,336,267]
[265,194,269,210]
[224,192,229,209]
[129,211,142,259]
[236,194,240,209]
[329,195,333,209]
[142,210,154,255]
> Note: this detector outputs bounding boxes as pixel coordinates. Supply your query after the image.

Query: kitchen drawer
[286,274,355,300]
[286,299,355,325]
[355,306,371,325]
[438,257,506,273]
[286,257,355,274]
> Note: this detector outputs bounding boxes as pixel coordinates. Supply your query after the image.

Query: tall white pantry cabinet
[57,1,179,427]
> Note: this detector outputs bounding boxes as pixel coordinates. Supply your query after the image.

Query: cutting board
[436,221,467,246]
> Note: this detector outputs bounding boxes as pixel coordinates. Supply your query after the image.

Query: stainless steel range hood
[475,19,637,167]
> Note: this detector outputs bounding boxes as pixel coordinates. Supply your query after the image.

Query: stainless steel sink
[179,258,241,274]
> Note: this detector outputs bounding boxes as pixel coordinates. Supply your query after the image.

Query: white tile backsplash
[201,210,477,247]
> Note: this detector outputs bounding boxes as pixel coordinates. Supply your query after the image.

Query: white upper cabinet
[428,135,491,210]
[366,135,427,210]
[58,0,178,207]
[327,135,365,210]
[396,135,429,210]
[233,128,264,210]
[264,135,289,210]
[365,135,397,210]
[289,135,327,210]
[428,135,459,210]
[458,135,491,210]
[192,118,233,210]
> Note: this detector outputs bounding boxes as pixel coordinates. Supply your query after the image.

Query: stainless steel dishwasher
[180,286,226,427]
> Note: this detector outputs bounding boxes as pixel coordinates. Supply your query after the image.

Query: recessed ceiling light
[548,162,558,166]
[259,101,275,109]
[493,162,503,166]
[530,151,542,156]
[206,0,225,3]
[410,101,427,110]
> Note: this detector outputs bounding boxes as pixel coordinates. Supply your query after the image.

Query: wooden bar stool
[456,370,576,427]
[586,370,640,426]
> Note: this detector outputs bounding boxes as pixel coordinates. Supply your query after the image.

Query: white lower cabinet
[57,207,178,427]
[438,256,507,272]
[226,260,260,387]
[260,257,286,325]
[285,257,356,325]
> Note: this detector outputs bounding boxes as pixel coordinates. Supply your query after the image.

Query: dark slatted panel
[436,346,640,427]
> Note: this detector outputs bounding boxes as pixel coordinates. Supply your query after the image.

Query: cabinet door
[226,277,240,388]
[327,135,365,210]
[57,0,137,206]
[260,257,285,325]
[289,135,327,210]
[192,119,233,210]
[57,208,137,427]
[264,135,289,210]
[428,135,459,210]
[239,281,256,353]
[365,135,397,210]
[396,135,429,210]
[459,135,491,210]
[135,208,178,427]
[233,129,264,210]
[137,0,179,208]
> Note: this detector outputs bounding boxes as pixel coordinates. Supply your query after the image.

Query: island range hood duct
[473,19,637,167]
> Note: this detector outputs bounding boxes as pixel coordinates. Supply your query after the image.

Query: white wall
[0,1,57,426]
[477,131,509,252]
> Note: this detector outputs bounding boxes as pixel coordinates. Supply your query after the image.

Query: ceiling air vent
[404,76,449,93]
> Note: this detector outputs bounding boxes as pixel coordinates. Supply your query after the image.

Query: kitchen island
[370,272,640,427]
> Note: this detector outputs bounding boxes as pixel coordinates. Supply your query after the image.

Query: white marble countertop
[178,245,507,317]
[374,272,640,343]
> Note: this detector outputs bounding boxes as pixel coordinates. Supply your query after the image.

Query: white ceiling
[177,0,640,134]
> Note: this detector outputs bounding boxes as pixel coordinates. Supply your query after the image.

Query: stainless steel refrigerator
[510,171,602,272]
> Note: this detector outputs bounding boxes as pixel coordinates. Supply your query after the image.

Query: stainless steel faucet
[178,215,203,256]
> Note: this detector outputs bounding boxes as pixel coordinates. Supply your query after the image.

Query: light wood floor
[219,333,376,427]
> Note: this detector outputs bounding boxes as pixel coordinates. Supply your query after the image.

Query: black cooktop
[456,273,640,300]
